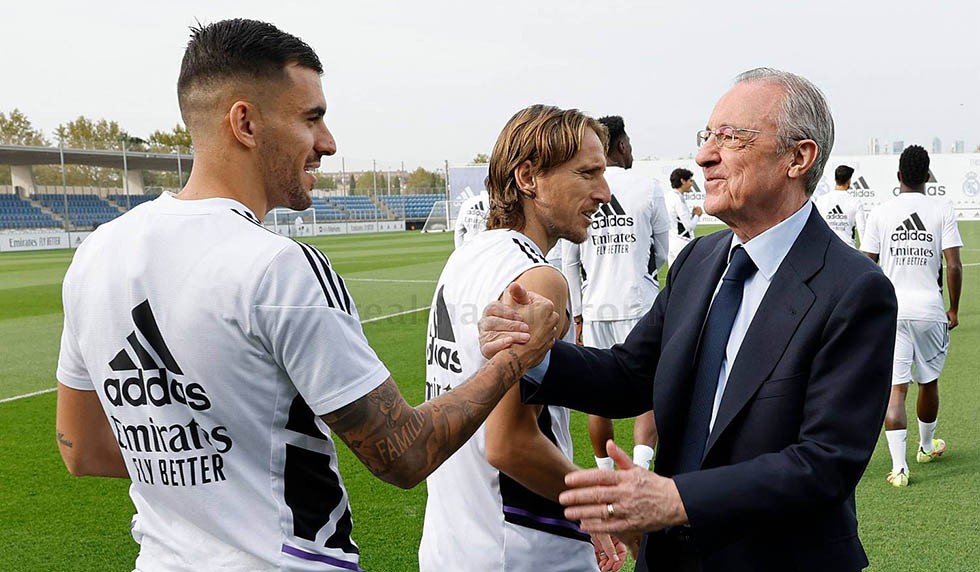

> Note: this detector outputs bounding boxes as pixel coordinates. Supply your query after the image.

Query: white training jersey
[563,166,669,322]
[863,193,963,321]
[419,229,596,572]
[454,191,490,248]
[57,193,389,572]
[665,188,700,265]
[814,190,866,248]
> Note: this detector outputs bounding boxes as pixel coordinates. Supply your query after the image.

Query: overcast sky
[2,1,977,172]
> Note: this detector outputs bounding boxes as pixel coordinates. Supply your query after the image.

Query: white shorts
[583,318,640,350]
[892,320,949,385]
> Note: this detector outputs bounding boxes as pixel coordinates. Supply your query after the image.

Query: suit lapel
[654,232,730,468]
[702,210,830,459]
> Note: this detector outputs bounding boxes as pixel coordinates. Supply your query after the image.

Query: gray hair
[734,67,835,195]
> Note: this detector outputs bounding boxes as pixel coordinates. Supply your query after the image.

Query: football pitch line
[0,305,431,405]
[345,278,437,284]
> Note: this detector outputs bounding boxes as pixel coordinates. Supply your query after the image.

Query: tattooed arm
[56,383,129,478]
[322,290,558,489]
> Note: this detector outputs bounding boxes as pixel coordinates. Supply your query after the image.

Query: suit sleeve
[672,268,896,540]
[518,236,707,417]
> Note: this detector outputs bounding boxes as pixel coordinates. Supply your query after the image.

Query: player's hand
[591,532,627,571]
[947,309,959,330]
[479,283,556,359]
[506,286,558,369]
[692,206,703,216]
[560,440,687,536]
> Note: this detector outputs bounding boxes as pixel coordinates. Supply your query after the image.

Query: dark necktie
[677,246,757,473]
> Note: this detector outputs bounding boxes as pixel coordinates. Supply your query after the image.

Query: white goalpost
[421,199,464,233]
[265,207,316,237]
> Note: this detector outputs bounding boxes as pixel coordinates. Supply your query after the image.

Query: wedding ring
[606,503,615,518]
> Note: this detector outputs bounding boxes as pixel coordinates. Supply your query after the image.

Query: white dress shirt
[708,201,812,431]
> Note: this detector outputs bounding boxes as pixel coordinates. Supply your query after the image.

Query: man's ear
[787,139,818,182]
[228,100,260,149]
[514,160,537,197]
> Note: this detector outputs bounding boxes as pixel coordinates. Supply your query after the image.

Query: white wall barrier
[0,231,92,252]
[2,220,408,253]
[633,153,980,224]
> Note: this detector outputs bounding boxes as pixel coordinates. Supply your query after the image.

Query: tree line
[1,109,453,196]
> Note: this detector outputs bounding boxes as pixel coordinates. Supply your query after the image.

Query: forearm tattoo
[57,431,73,448]
[323,349,525,486]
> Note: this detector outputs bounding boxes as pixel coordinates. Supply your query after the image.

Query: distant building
[892,140,905,154]
[868,137,881,155]
[932,137,943,154]
[953,140,965,153]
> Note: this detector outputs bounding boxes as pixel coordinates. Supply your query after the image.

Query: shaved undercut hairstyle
[177,19,322,127]
[486,105,608,231]
[899,145,930,188]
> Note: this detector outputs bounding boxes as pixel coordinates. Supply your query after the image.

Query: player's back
[60,193,379,571]
[578,166,661,321]
[864,193,962,320]
[815,190,863,247]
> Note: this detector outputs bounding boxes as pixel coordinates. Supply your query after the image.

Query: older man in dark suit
[480,68,897,572]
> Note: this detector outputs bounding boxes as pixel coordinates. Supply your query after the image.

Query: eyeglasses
[696,126,794,149]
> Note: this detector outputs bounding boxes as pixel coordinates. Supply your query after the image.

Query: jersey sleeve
[561,240,583,317]
[854,198,867,244]
[251,243,389,416]
[942,201,964,249]
[861,209,881,255]
[56,274,95,390]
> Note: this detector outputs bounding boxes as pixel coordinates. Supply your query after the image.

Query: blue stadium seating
[379,194,442,220]
[0,194,61,229]
[33,194,123,227]
[106,194,157,209]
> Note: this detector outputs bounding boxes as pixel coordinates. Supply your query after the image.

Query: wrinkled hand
[480,282,557,361]
[591,532,627,571]
[560,440,687,536]
[947,309,959,330]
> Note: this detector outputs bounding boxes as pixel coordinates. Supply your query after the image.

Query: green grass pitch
[1,227,978,571]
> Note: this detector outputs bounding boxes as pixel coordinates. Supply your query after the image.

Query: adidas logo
[426,286,462,373]
[891,212,934,242]
[592,195,634,229]
[850,176,870,190]
[103,300,212,411]
[928,169,938,183]
[826,204,848,220]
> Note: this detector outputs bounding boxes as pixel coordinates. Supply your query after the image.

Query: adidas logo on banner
[928,170,938,183]
[426,286,461,373]
[850,176,870,190]
[891,212,934,242]
[592,195,634,229]
[103,300,212,411]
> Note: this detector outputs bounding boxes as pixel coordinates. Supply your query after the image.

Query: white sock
[594,456,615,470]
[885,429,908,474]
[918,419,937,451]
[632,445,655,470]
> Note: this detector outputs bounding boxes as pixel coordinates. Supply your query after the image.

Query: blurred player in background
[665,167,703,266]
[815,164,866,248]
[863,145,963,487]
[563,115,669,471]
